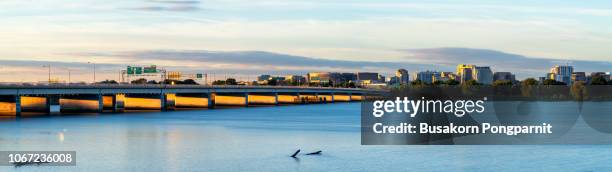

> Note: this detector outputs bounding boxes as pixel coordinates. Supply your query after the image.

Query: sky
[0,0,611,82]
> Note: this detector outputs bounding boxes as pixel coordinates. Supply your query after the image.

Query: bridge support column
[98,94,104,113]
[113,94,125,112]
[15,95,21,117]
[46,95,61,115]
[274,93,279,105]
[331,93,335,103]
[314,92,320,103]
[244,93,249,107]
[297,93,304,104]
[207,93,216,109]
[348,93,353,102]
[161,93,176,111]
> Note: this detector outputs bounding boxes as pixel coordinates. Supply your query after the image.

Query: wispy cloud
[403,47,612,78]
[147,0,200,5]
[128,0,201,12]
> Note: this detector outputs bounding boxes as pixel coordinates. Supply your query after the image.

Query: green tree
[521,78,538,86]
[225,78,237,85]
[493,80,513,86]
[100,80,118,84]
[147,80,158,84]
[212,80,226,85]
[590,76,608,85]
[543,79,565,85]
[432,80,444,86]
[410,79,424,86]
[463,80,481,86]
[446,79,460,85]
[131,78,147,84]
[267,79,278,86]
[183,79,199,85]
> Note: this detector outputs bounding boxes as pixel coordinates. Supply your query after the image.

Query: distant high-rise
[456,64,475,83]
[549,65,574,84]
[473,66,493,84]
[414,71,440,84]
[396,69,409,84]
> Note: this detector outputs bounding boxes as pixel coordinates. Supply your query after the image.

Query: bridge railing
[0,83,382,92]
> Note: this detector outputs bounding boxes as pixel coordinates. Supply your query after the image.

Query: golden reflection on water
[21,97,47,111]
[103,96,114,108]
[215,95,247,106]
[277,95,299,103]
[0,102,15,113]
[175,96,208,108]
[0,94,361,114]
[60,99,98,111]
[334,95,351,102]
[125,97,161,110]
[247,95,276,104]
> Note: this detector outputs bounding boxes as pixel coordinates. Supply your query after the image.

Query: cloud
[127,0,201,12]
[147,0,200,5]
[74,48,611,79]
[129,6,200,12]
[4,48,612,82]
[106,50,437,73]
[403,47,612,78]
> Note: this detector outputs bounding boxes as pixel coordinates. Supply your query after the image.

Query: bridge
[0,85,380,116]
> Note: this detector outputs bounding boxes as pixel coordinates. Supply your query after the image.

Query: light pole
[42,64,51,84]
[88,62,96,84]
[68,69,71,85]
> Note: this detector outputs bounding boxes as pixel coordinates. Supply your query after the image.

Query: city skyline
[1,0,611,81]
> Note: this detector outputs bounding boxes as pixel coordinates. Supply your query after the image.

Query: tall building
[493,72,515,82]
[414,71,440,84]
[356,72,380,85]
[549,65,574,84]
[473,66,493,84]
[457,64,475,83]
[456,64,475,83]
[396,69,409,84]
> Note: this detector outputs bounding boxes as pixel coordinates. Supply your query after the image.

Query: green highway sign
[144,65,157,73]
[127,66,134,75]
[135,67,142,74]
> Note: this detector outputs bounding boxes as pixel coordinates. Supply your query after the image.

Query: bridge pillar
[244,93,249,107]
[161,93,176,111]
[113,94,125,112]
[274,92,279,105]
[348,93,353,102]
[46,95,61,115]
[331,93,335,103]
[15,95,21,117]
[207,92,216,109]
[98,94,104,113]
[297,93,305,104]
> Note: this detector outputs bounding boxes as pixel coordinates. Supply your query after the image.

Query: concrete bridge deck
[0,85,382,116]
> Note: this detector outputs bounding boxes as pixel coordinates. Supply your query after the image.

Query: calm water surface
[1,103,611,171]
